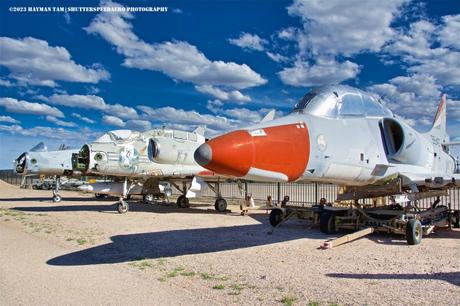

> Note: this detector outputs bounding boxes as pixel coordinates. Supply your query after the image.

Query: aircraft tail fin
[29,142,47,152]
[428,94,448,142]
[193,125,206,136]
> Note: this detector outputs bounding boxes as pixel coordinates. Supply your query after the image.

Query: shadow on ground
[327,272,460,287]
[11,200,242,215]
[47,222,324,266]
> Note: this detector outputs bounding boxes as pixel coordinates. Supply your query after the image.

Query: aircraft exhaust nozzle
[194,123,311,182]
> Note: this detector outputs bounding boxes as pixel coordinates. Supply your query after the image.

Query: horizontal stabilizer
[193,126,206,136]
[261,109,276,123]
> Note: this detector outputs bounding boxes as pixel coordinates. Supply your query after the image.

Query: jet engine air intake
[380,118,428,166]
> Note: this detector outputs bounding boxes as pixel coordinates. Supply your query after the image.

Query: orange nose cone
[195,123,310,182]
[195,130,253,177]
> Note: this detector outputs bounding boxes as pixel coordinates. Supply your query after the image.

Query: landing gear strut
[117,198,129,214]
[52,176,62,203]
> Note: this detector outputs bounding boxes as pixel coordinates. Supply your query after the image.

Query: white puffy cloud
[439,15,460,50]
[287,0,407,56]
[45,115,77,127]
[0,37,110,87]
[46,94,138,119]
[0,115,20,124]
[138,105,237,131]
[71,113,95,124]
[125,119,152,131]
[206,99,224,113]
[384,16,460,87]
[102,115,125,127]
[0,124,95,142]
[0,97,64,117]
[0,78,13,87]
[228,33,267,51]
[221,108,263,122]
[279,58,360,87]
[195,85,251,103]
[85,1,266,90]
[368,74,453,128]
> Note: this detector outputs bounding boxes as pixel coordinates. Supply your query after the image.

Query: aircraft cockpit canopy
[292,85,393,118]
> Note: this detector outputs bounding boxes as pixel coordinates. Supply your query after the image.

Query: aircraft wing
[399,172,460,188]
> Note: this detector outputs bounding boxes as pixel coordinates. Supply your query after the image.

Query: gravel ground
[0,181,459,306]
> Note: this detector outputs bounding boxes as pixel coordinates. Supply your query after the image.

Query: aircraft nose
[195,123,310,182]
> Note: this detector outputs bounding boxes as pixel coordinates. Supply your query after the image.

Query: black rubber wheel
[320,212,338,234]
[52,194,62,203]
[214,198,227,212]
[269,209,284,227]
[143,193,154,204]
[406,219,423,245]
[453,211,460,228]
[117,201,129,214]
[177,195,189,208]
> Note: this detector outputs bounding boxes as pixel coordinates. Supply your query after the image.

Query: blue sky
[0,0,460,169]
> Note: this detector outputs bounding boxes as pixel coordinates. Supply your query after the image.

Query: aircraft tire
[320,212,338,234]
[177,195,189,208]
[117,201,129,214]
[214,198,227,212]
[52,194,62,203]
[453,210,460,228]
[269,209,284,227]
[406,219,422,245]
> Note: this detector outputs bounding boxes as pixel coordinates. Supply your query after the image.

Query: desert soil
[0,181,459,306]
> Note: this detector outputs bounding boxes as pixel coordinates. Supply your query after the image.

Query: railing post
[277,182,280,204]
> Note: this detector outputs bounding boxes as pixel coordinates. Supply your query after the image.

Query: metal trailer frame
[268,179,459,246]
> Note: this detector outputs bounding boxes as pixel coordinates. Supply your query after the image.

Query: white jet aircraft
[14,143,80,202]
[73,127,228,213]
[195,85,460,244]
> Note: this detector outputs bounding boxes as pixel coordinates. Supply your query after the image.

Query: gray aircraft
[73,127,227,213]
[14,143,80,202]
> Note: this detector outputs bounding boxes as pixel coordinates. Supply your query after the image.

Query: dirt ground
[0,181,459,306]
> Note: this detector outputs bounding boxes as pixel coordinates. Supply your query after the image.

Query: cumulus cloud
[138,105,237,131]
[0,97,64,117]
[195,85,251,103]
[85,1,266,91]
[0,115,20,124]
[102,115,125,127]
[46,94,138,119]
[45,115,77,127]
[0,124,96,142]
[228,33,267,51]
[279,58,360,87]
[0,37,110,87]
[71,113,95,124]
[287,0,407,56]
[384,16,460,87]
[368,74,452,128]
[439,15,460,50]
[125,119,152,131]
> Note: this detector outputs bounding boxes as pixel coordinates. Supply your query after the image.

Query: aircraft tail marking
[428,94,448,142]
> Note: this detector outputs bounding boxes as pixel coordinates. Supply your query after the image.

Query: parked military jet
[14,143,80,202]
[195,85,460,244]
[72,127,228,213]
[195,85,458,188]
